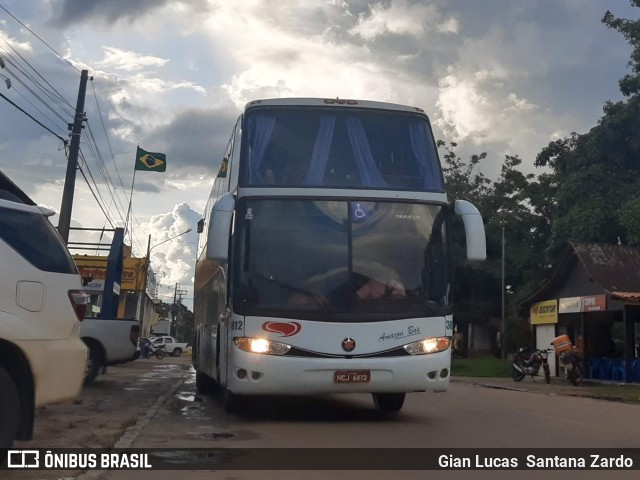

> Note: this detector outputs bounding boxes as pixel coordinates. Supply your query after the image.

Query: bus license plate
[334,370,370,383]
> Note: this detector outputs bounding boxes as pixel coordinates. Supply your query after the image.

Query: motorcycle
[558,349,584,386]
[512,346,552,383]
[142,342,167,360]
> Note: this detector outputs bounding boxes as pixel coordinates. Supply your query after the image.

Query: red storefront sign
[581,295,606,312]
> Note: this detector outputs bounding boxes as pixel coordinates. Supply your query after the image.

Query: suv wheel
[84,346,100,385]
[0,366,21,449]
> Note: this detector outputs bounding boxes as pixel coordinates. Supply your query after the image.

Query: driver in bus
[288,261,406,306]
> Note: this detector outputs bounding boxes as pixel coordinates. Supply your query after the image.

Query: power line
[0,4,81,73]
[0,6,150,257]
[0,91,67,144]
[0,44,74,115]
[77,164,116,229]
[90,78,126,192]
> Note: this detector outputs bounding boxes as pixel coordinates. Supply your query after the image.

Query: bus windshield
[232,199,450,322]
[239,107,443,192]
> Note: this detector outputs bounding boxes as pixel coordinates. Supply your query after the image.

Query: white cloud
[349,0,458,41]
[435,69,492,142]
[0,28,32,52]
[1,0,636,308]
[136,202,200,297]
[95,46,168,71]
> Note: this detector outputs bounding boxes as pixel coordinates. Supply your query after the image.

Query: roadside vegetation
[444,4,640,355]
[451,356,640,404]
[451,356,512,378]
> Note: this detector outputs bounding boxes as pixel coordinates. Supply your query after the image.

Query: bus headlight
[403,337,451,355]
[233,337,291,355]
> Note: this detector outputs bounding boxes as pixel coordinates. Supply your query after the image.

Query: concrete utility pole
[58,69,89,244]
[501,226,506,359]
[171,283,187,338]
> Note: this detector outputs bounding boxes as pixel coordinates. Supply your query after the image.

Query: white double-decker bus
[194,98,486,413]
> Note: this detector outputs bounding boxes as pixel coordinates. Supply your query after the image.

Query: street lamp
[149,228,192,254]
[138,228,192,335]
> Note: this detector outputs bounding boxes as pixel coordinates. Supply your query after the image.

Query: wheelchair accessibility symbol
[351,202,375,222]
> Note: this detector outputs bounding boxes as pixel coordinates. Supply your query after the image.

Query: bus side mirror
[454,200,486,261]
[206,193,235,262]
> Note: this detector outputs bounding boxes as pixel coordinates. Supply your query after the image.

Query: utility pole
[58,69,89,244]
[171,283,187,338]
[137,235,152,334]
[501,226,506,359]
[172,283,178,325]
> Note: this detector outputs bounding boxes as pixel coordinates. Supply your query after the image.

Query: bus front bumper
[226,348,451,395]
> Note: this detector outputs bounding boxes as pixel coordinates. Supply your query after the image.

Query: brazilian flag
[217,157,229,178]
[135,147,166,172]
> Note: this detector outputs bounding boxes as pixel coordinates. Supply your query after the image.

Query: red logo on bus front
[262,321,302,337]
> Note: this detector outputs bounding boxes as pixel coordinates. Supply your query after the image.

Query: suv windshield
[239,107,443,192]
[232,199,450,322]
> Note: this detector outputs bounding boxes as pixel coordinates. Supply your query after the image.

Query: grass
[451,356,640,404]
[451,356,512,378]
[582,384,640,404]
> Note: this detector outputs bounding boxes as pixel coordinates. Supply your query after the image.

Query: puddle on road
[176,392,196,402]
[180,404,210,419]
[189,431,236,440]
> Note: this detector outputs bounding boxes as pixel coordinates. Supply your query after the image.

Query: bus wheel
[0,366,21,449]
[223,388,244,414]
[195,370,216,395]
[372,393,405,413]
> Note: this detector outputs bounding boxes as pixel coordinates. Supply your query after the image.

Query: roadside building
[73,245,159,336]
[521,241,640,382]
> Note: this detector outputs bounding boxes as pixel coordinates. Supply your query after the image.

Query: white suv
[0,171,88,448]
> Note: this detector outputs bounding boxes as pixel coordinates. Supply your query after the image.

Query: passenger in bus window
[356,278,405,299]
[263,168,276,185]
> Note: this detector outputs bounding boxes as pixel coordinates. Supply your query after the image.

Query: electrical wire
[0,6,150,258]
[77,164,116,229]
[0,91,67,143]
[0,4,81,73]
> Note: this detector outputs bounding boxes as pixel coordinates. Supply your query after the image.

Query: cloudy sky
[0,0,637,307]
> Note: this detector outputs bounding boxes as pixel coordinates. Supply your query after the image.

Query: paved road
[5,357,640,480]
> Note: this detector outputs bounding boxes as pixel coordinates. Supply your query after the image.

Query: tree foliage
[153,300,194,342]
[534,3,640,258]
[445,2,640,354]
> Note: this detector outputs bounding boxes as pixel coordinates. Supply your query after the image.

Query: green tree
[536,2,640,257]
[440,143,549,355]
[153,300,194,342]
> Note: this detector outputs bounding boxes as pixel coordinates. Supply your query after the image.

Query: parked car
[0,171,88,448]
[151,336,190,357]
[80,317,140,384]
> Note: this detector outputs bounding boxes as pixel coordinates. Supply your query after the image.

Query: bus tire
[223,388,244,414]
[195,370,216,395]
[0,366,21,449]
[372,393,405,413]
